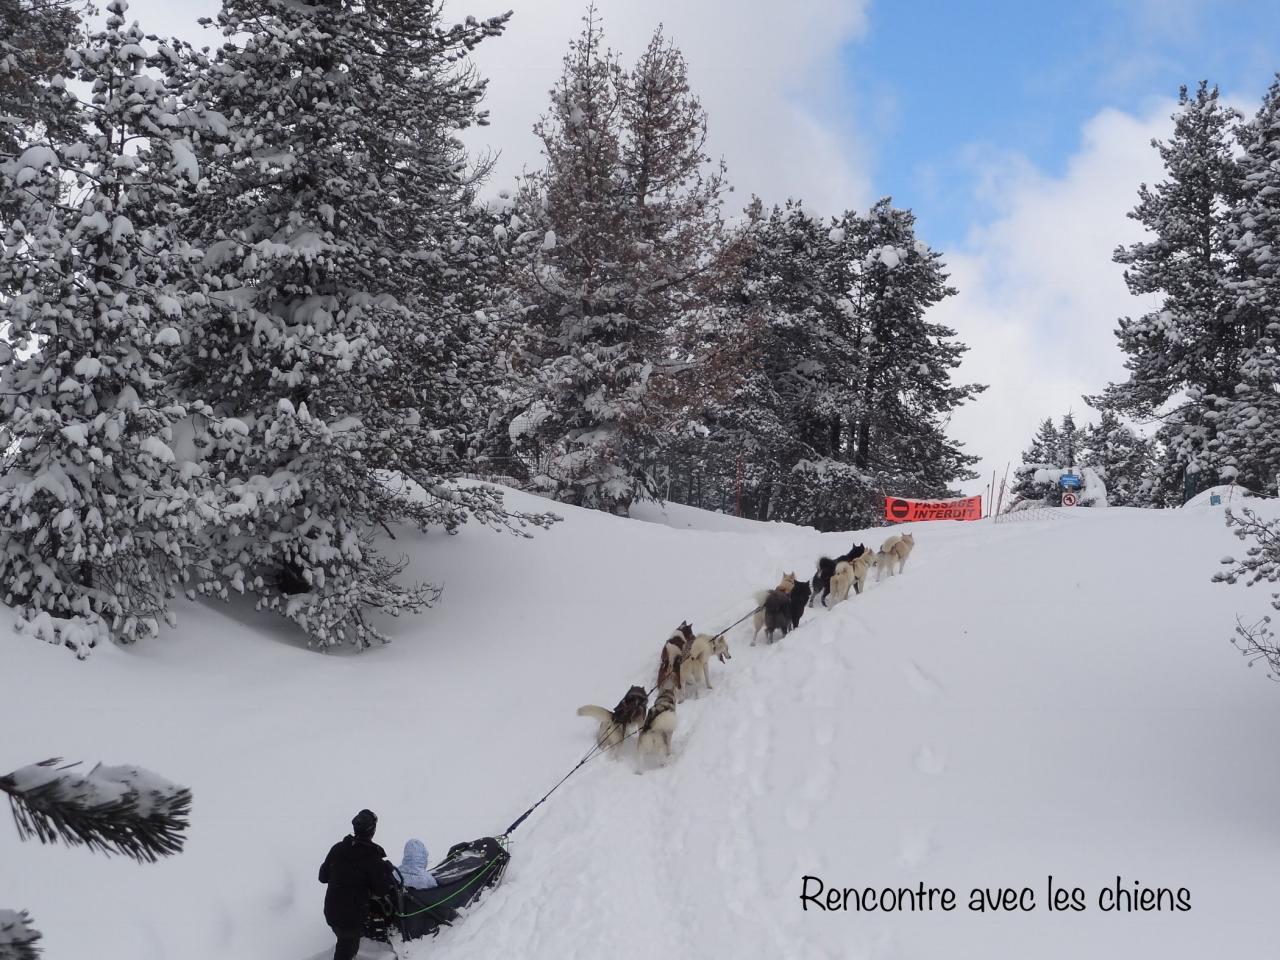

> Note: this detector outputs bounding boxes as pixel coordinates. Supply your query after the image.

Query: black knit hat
[352,809,377,839]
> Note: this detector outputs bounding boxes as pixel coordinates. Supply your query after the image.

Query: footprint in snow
[898,827,936,868]
[904,658,943,698]
[914,745,946,776]
[785,800,811,831]
[813,719,836,747]
[804,756,837,801]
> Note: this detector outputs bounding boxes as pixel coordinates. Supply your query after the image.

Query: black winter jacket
[319,835,394,929]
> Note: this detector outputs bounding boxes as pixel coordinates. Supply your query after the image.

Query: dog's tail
[576,705,613,724]
[753,589,771,606]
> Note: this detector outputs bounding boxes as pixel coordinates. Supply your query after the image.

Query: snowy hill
[2,489,1278,960]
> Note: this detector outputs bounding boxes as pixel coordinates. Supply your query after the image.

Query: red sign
[884,495,982,523]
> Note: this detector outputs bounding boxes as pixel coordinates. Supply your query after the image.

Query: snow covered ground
[1182,482,1258,509]
[2,488,1278,960]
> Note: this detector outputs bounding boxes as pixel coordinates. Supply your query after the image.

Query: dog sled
[364,837,511,944]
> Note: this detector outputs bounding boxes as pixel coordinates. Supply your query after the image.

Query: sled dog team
[577,532,917,765]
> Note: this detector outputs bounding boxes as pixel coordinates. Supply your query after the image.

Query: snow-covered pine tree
[845,199,984,493]
[617,27,743,424]
[1010,417,1061,504]
[1009,413,1087,507]
[504,13,739,515]
[503,9,631,511]
[1,757,192,960]
[1083,410,1157,507]
[0,1,222,655]
[1096,82,1245,490]
[693,199,844,521]
[178,0,552,647]
[332,8,512,484]
[1057,411,1087,468]
[0,0,85,229]
[692,197,982,529]
[403,196,520,474]
[1214,75,1280,494]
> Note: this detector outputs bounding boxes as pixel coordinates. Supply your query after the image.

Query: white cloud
[461,0,873,213]
[936,104,1177,496]
[121,0,872,210]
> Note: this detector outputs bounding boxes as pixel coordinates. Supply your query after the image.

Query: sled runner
[364,837,511,943]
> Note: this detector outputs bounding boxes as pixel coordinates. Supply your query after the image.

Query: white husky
[875,535,902,581]
[828,553,875,605]
[677,633,731,698]
[889,533,915,574]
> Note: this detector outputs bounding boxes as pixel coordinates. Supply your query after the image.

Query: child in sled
[397,838,438,890]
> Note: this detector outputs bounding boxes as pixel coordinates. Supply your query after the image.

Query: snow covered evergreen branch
[1215,508,1280,680]
[1,759,192,863]
[0,910,41,960]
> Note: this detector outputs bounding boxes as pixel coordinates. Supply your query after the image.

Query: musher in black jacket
[319,809,394,960]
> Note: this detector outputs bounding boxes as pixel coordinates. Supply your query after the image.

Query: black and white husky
[577,685,649,749]
[811,543,866,606]
[751,589,794,644]
[637,690,678,758]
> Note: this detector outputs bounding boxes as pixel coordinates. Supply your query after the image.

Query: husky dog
[577,684,649,749]
[811,544,867,607]
[656,621,696,691]
[875,535,903,581]
[811,557,838,605]
[889,533,915,574]
[775,571,798,594]
[789,580,812,628]
[828,553,875,605]
[677,633,732,697]
[751,589,793,644]
[637,689,678,758]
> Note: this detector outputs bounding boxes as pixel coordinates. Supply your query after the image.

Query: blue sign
[1059,473,1082,490]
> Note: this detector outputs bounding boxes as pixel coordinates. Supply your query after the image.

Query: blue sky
[843,0,1280,248]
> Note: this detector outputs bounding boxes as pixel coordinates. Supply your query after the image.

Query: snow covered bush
[1214,508,1280,681]
[1008,411,1160,510]
[771,459,886,530]
[0,2,223,654]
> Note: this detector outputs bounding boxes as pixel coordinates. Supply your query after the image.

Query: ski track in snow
[903,658,943,698]
[424,524,983,960]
